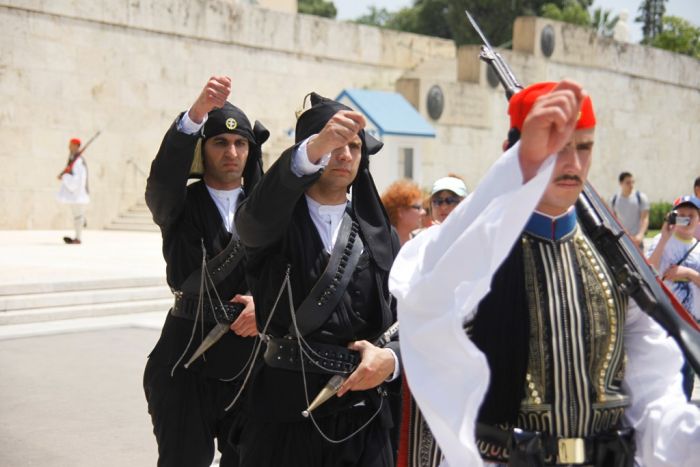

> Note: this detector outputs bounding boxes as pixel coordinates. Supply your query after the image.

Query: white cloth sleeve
[622,300,700,467]
[291,136,331,177]
[389,142,555,467]
[177,109,207,135]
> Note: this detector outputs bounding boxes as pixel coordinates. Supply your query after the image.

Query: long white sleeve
[389,142,555,467]
[623,301,700,467]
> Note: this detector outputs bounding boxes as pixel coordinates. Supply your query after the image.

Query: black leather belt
[263,336,360,375]
[477,423,635,466]
[170,292,244,324]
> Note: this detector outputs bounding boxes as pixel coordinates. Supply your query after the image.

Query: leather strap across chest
[289,211,364,337]
[179,232,245,295]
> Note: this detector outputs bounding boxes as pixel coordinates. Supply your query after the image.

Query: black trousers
[238,405,394,467]
[143,357,244,467]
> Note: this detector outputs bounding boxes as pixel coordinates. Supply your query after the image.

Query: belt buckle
[557,437,585,464]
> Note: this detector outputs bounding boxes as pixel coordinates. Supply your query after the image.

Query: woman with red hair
[381,180,425,246]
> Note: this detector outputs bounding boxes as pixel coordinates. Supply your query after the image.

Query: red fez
[508,82,595,131]
[69,138,81,146]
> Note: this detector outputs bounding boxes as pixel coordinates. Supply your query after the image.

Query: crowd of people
[137,75,700,467]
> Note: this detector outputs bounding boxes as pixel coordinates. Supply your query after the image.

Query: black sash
[179,232,245,295]
[289,212,364,337]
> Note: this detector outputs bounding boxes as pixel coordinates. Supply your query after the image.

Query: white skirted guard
[389,142,700,466]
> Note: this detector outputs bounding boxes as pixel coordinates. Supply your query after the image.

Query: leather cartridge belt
[263,336,360,375]
[478,423,635,466]
[170,291,244,324]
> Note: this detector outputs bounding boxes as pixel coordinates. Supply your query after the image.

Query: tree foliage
[354,6,393,27]
[636,0,667,43]
[650,16,700,58]
[540,0,590,27]
[298,0,337,19]
[591,7,619,38]
[352,1,597,47]
[540,1,618,37]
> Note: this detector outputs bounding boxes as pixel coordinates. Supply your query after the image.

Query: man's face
[673,205,700,239]
[316,135,363,191]
[69,142,80,154]
[620,175,634,195]
[431,190,463,224]
[536,128,595,216]
[202,133,249,189]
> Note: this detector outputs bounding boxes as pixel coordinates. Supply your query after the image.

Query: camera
[666,210,691,226]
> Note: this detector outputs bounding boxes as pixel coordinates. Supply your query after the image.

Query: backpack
[611,191,641,214]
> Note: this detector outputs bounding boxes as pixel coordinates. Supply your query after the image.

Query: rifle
[465,10,700,373]
[58,130,101,177]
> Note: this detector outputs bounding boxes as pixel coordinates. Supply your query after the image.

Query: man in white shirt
[648,195,700,400]
[235,92,400,467]
[143,76,269,467]
[56,137,89,244]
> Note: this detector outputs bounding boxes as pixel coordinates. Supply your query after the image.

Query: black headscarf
[295,92,394,272]
[190,102,270,194]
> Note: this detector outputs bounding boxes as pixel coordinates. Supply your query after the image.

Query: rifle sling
[290,211,363,337]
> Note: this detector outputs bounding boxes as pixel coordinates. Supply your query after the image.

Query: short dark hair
[694,176,700,189]
[618,172,632,183]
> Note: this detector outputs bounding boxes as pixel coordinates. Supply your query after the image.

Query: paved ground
[0,230,164,285]
[0,230,167,466]
[0,327,160,466]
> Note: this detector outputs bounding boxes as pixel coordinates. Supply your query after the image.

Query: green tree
[591,7,619,38]
[298,0,337,19]
[540,0,590,27]
[636,0,667,43]
[650,16,700,58]
[352,0,590,47]
[443,0,574,46]
[540,1,619,38]
[354,6,393,27]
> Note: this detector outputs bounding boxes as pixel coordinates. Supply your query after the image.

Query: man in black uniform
[143,76,269,467]
[235,93,400,466]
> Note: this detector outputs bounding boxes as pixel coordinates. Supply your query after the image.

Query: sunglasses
[431,196,461,207]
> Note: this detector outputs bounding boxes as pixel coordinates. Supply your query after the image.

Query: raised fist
[188,76,232,124]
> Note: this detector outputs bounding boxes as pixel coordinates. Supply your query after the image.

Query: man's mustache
[554,174,582,184]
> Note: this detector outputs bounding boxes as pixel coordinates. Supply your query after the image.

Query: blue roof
[336,89,436,138]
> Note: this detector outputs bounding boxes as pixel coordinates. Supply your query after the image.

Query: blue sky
[334,0,700,42]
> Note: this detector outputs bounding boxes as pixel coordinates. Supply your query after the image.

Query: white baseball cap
[431,177,468,198]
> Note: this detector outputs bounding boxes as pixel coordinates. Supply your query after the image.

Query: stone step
[0,277,167,296]
[105,222,160,232]
[120,211,154,220]
[0,285,172,312]
[104,201,158,232]
[0,298,172,325]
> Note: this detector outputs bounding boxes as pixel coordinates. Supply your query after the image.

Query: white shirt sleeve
[389,142,556,467]
[291,136,331,177]
[385,349,400,382]
[177,109,207,135]
[622,300,700,467]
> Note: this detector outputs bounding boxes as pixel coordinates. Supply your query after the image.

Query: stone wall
[0,0,454,229]
[409,16,700,201]
[1,1,698,229]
